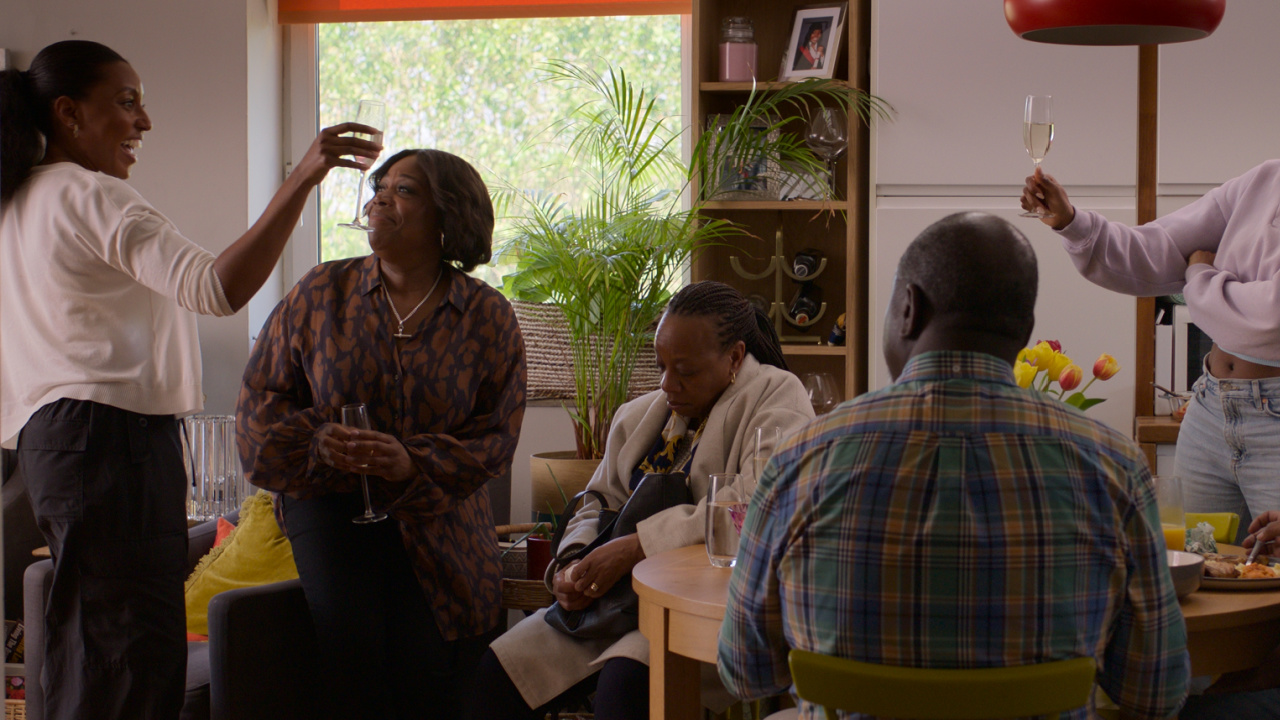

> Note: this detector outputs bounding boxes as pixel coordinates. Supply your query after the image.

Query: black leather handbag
[543,472,692,639]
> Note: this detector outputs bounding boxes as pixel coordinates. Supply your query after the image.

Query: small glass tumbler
[706,473,747,568]
[1154,475,1186,551]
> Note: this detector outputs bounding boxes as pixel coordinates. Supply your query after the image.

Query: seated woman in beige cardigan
[473,281,816,719]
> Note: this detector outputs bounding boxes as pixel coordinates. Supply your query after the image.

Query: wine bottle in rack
[788,282,823,325]
[792,249,824,279]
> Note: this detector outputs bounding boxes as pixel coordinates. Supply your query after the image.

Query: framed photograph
[705,114,780,201]
[781,3,847,81]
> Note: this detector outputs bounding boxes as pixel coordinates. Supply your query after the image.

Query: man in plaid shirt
[718,212,1189,719]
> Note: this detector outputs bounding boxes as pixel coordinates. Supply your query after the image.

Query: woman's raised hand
[292,122,383,187]
[1021,167,1075,230]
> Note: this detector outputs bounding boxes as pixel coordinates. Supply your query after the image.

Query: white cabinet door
[870,200,1138,435]
[874,0,1138,190]
[1159,0,1280,185]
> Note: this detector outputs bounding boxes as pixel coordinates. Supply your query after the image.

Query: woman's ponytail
[1,40,128,202]
[0,68,43,202]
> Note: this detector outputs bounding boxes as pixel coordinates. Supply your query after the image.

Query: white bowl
[1167,550,1204,598]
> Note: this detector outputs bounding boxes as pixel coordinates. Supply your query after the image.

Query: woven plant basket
[501,578,555,612]
[5,699,24,720]
[511,301,660,402]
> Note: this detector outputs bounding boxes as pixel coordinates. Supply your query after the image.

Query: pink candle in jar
[719,16,757,82]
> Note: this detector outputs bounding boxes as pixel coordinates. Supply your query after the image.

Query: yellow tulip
[1093,353,1121,380]
[1058,363,1084,391]
[1048,352,1073,380]
[1013,361,1038,389]
[1028,341,1057,369]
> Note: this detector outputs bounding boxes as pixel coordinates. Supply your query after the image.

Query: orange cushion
[214,517,235,547]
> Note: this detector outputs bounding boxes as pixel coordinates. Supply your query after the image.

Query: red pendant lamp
[1005,0,1225,45]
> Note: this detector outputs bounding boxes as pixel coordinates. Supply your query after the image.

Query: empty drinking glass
[706,473,747,568]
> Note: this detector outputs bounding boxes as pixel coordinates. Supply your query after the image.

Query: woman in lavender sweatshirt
[1023,164,1280,540]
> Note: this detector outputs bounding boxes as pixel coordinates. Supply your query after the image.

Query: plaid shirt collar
[895,350,1018,388]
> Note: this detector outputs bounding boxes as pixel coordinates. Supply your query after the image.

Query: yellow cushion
[1185,512,1240,543]
[184,490,299,636]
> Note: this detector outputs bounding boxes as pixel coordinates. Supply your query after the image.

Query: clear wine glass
[338,100,388,232]
[341,402,387,524]
[1020,95,1055,218]
[805,108,848,195]
[801,372,841,415]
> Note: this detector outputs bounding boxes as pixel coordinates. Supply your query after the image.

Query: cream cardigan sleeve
[79,170,233,317]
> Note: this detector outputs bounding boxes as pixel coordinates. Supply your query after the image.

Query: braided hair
[1,40,128,202]
[665,281,789,371]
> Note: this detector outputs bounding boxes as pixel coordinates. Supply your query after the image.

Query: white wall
[0,0,284,415]
[871,0,1140,433]
[870,0,1280,436]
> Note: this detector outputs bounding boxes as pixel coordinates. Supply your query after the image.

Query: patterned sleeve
[1097,469,1190,720]
[389,292,527,517]
[717,451,796,700]
[235,284,351,497]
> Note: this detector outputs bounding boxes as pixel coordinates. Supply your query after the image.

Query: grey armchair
[23,512,322,720]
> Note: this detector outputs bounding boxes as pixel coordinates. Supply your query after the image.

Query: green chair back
[1185,512,1240,543]
[788,650,1096,720]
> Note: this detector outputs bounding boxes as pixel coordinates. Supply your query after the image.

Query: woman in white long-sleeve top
[0,39,379,720]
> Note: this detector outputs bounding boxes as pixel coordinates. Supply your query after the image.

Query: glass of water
[706,473,747,568]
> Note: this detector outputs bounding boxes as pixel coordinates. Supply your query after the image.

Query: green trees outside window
[317,16,682,289]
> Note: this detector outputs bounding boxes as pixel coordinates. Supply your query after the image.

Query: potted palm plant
[497,61,888,474]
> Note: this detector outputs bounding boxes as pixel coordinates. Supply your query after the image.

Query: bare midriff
[1207,344,1280,380]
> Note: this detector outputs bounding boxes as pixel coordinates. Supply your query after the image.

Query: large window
[315,16,683,288]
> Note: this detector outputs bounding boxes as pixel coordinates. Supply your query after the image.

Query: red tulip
[1059,364,1083,391]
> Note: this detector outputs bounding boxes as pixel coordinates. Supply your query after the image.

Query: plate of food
[1198,550,1280,589]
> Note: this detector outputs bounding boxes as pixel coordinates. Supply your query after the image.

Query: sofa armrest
[206,579,320,720]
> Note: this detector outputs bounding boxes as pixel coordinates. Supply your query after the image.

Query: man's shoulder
[810,378,1146,467]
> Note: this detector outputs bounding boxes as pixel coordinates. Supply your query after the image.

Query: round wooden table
[633,545,731,720]
[633,544,1280,720]
[1180,545,1280,676]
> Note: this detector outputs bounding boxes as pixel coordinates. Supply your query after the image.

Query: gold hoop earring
[730,371,737,385]
[69,123,80,138]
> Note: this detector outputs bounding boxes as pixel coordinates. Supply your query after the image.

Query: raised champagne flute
[338,100,387,231]
[341,402,387,524]
[1020,95,1055,218]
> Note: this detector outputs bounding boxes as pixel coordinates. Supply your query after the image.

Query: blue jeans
[1176,368,1280,541]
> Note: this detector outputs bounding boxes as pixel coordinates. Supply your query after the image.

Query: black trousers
[281,491,500,720]
[18,399,188,720]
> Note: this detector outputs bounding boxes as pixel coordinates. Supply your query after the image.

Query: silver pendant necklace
[382,268,444,339]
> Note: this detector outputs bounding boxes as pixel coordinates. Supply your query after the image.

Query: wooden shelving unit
[690,0,871,399]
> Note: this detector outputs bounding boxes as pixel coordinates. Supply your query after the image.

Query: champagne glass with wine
[338,100,388,231]
[1020,95,1055,218]
[341,402,387,524]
